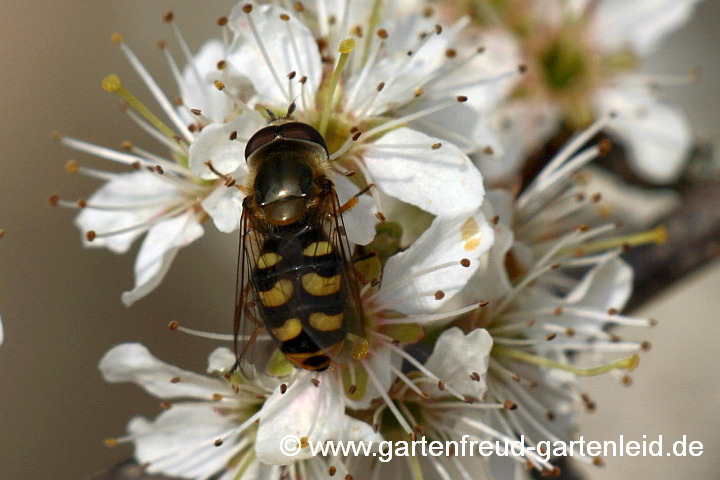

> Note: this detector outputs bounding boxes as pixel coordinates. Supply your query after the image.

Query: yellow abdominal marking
[257,252,282,269]
[302,273,342,296]
[258,279,293,307]
[309,312,344,331]
[303,241,332,257]
[272,318,303,341]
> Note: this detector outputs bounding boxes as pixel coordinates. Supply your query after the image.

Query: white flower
[457,0,700,184]
[99,343,380,478]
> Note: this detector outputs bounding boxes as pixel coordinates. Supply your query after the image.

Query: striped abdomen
[251,228,348,371]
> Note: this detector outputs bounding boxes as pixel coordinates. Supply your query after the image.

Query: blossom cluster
[48,1,701,479]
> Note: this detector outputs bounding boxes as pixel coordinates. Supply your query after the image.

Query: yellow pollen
[65,160,78,173]
[102,74,122,93]
[338,38,356,54]
[104,438,118,447]
[110,32,124,44]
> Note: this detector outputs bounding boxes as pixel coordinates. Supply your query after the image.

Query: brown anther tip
[287,71,296,79]
[294,2,305,12]
[86,230,97,242]
[483,146,495,155]
[279,13,290,21]
[610,334,622,343]
[280,383,288,394]
[434,290,445,300]
[591,192,602,203]
[0,230,4,239]
[217,60,227,70]
[408,432,416,441]
[641,341,652,351]
[565,327,575,337]
[598,139,612,156]
[445,48,457,58]
[460,258,471,267]
[168,321,179,330]
[621,242,631,252]
[578,224,590,232]
[511,373,520,382]
[592,457,604,467]
[229,130,238,141]
[377,28,388,39]
[622,375,633,386]
[344,475,353,480]
[121,140,133,151]
[170,377,181,383]
[554,307,563,315]
[328,466,337,476]
[546,333,557,341]
[414,88,425,97]
[190,108,202,116]
[375,212,386,222]
[311,378,320,387]
[376,82,385,91]
[212,393,223,401]
[479,300,489,307]
[104,438,118,447]
[50,131,62,141]
[299,75,307,84]
[242,4,253,13]
[48,194,60,207]
[422,6,434,17]
[437,380,445,391]
[217,16,228,26]
[111,32,124,44]
[432,142,442,150]
[214,439,224,447]
[649,318,659,327]
[463,395,478,404]
[456,95,468,102]
[503,400,517,410]
[470,372,481,382]
[352,131,362,141]
[76,199,87,209]
[214,80,226,90]
[550,262,561,269]
[435,24,442,34]
[155,165,164,175]
[546,411,555,421]
[607,308,619,315]
[163,11,174,23]
[132,161,142,170]
[160,401,172,409]
[156,39,167,50]
[348,384,357,395]
[420,392,430,400]
[518,64,528,73]
[174,96,185,106]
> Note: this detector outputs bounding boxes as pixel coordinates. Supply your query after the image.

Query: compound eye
[245,126,278,160]
[278,122,328,155]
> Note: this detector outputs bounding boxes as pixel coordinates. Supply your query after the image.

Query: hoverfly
[233,113,367,374]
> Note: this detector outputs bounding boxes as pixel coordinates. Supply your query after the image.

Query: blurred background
[0,1,718,479]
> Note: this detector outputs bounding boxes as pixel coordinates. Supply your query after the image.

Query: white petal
[376,209,495,316]
[203,183,245,233]
[363,128,485,216]
[590,0,702,55]
[74,171,181,254]
[99,343,231,399]
[563,257,633,310]
[581,166,680,228]
[595,86,693,183]
[423,327,493,400]
[189,112,264,180]
[228,2,322,107]
[128,406,236,479]
[122,212,204,306]
[255,370,346,464]
[333,174,377,246]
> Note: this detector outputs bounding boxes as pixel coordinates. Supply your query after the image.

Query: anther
[345,475,353,480]
[376,82,385,91]
[550,262,561,269]
[546,333,557,341]
[591,193,602,203]
[294,2,304,12]
[279,13,290,21]
[280,383,288,394]
[437,380,445,391]
[546,411,555,421]
[328,466,337,476]
[168,321,178,330]
[348,384,357,395]
[217,16,228,26]
[160,401,172,409]
[518,64,528,73]
[287,71,296,80]
[434,290,445,300]
[554,307,563,315]
[491,215,499,225]
[352,131,362,141]
[214,439,223,447]
[86,231,97,242]
[432,143,442,150]
[414,88,424,97]
[217,60,227,70]
[211,393,223,401]
[608,308,619,315]
[511,373,521,382]
[132,161,141,170]
[460,258,471,267]
[311,378,320,387]
[156,40,166,50]
[111,32,124,44]
[593,457,604,467]
[352,25,363,38]
[377,29,388,39]
[503,400,517,410]
[48,194,60,207]
[456,95,468,102]
[375,212,386,222]
[445,48,457,58]
[299,76,307,84]
[464,395,478,404]
[170,377,181,383]
[598,139,612,156]
[435,25,442,34]
[622,375,632,387]
[229,131,238,141]
[641,341,652,351]
[483,146,495,155]
[214,80,226,91]
[566,327,575,337]
[104,438,118,447]
[76,199,87,208]
[649,318,659,327]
